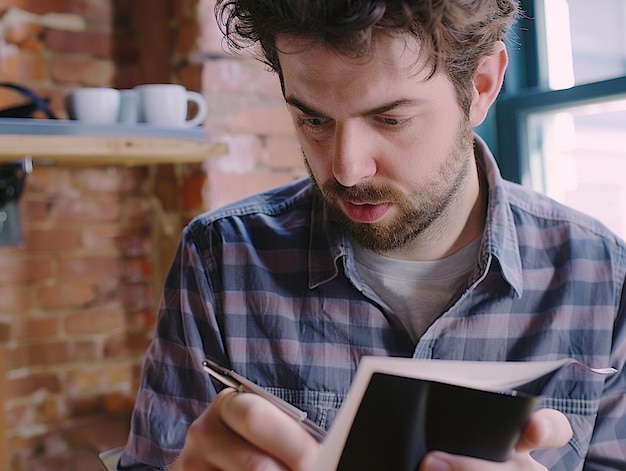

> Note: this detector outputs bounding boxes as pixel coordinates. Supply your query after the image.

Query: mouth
[341,200,392,223]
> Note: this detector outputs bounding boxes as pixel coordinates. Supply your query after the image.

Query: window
[495,0,626,239]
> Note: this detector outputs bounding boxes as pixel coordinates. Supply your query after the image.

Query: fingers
[420,450,547,471]
[174,388,320,471]
[177,390,271,471]
[419,409,572,471]
[218,388,321,470]
[515,408,573,453]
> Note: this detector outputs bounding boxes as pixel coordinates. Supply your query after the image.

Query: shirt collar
[308,187,348,288]
[474,135,523,297]
[306,134,524,296]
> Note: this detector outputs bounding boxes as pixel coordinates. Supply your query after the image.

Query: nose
[332,122,376,187]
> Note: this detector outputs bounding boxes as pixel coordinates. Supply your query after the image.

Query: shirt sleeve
[117,225,227,470]
[583,276,626,469]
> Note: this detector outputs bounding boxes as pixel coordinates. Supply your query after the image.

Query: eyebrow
[285,96,421,118]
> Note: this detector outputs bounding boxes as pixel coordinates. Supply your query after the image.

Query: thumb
[516,408,573,453]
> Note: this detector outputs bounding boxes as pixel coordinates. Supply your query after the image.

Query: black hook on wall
[0,158,32,247]
[0,158,32,207]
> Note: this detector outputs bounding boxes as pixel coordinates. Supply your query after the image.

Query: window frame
[493,0,626,185]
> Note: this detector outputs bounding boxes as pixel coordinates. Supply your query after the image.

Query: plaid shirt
[120,137,626,470]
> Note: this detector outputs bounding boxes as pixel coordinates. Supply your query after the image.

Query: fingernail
[422,454,452,471]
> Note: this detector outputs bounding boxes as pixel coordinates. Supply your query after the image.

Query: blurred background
[0,0,624,469]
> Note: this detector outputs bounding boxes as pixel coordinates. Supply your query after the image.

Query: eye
[296,116,333,138]
[375,116,412,129]
[298,116,329,128]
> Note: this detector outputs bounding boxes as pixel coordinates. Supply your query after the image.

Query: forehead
[276,32,432,82]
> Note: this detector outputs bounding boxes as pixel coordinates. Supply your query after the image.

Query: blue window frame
[490,0,626,239]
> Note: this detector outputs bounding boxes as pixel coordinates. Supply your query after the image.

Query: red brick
[49,197,122,223]
[58,255,122,281]
[209,133,263,172]
[198,1,229,56]
[225,104,293,136]
[0,256,54,283]
[69,394,104,417]
[119,283,153,311]
[0,0,102,16]
[104,333,151,359]
[5,371,62,400]
[0,52,48,80]
[64,305,125,334]
[62,416,131,453]
[11,316,58,339]
[0,243,24,260]
[0,85,24,108]
[49,55,115,86]
[6,435,39,469]
[123,257,153,282]
[66,360,136,393]
[121,196,151,222]
[38,394,69,423]
[265,136,304,170]
[126,309,156,332]
[182,172,206,210]
[18,37,45,53]
[45,29,113,58]
[24,166,76,195]
[174,0,200,22]
[207,169,298,209]
[175,19,200,56]
[203,59,282,98]
[95,274,121,296]
[5,403,29,430]
[23,227,83,251]
[76,167,146,195]
[0,285,32,313]
[0,320,10,341]
[81,225,134,252]
[7,339,98,369]
[37,281,96,309]
[178,62,203,91]
[20,198,52,224]
[5,23,44,45]
[104,391,136,414]
[113,233,151,257]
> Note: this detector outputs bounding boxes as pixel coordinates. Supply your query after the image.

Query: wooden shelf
[0,118,227,166]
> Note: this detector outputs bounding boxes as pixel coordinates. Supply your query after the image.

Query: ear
[469,41,508,127]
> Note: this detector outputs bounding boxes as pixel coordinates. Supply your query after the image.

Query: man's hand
[419,409,573,471]
[170,388,321,471]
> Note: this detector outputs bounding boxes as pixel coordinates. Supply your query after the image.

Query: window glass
[526,98,626,239]
[538,0,626,89]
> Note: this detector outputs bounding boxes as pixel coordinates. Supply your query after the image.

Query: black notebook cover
[336,373,541,470]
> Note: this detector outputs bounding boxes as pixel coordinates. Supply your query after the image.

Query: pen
[202,358,327,442]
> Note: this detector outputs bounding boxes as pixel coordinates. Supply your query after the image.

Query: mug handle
[184,90,208,127]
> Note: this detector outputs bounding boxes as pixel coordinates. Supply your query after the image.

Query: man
[119,1,626,470]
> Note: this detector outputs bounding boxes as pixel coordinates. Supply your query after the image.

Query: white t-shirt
[354,238,481,342]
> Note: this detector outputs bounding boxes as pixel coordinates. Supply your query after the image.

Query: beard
[304,119,475,253]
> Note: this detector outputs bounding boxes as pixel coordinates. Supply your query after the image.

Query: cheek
[300,144,331,181]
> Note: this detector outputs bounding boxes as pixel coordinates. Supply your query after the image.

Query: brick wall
[198,0,305,210]
[2,166,152,470]
[0,0,304,469]
[0,1,210,469]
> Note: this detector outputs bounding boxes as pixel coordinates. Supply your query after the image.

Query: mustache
[320,180,400,203]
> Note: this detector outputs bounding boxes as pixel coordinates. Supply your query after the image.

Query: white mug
[69,87,120,124]
[134,84,208,127]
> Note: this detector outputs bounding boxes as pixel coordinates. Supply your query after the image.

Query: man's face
[277,34,475,253]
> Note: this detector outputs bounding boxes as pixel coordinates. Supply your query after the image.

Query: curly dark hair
[214,0,519,115]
